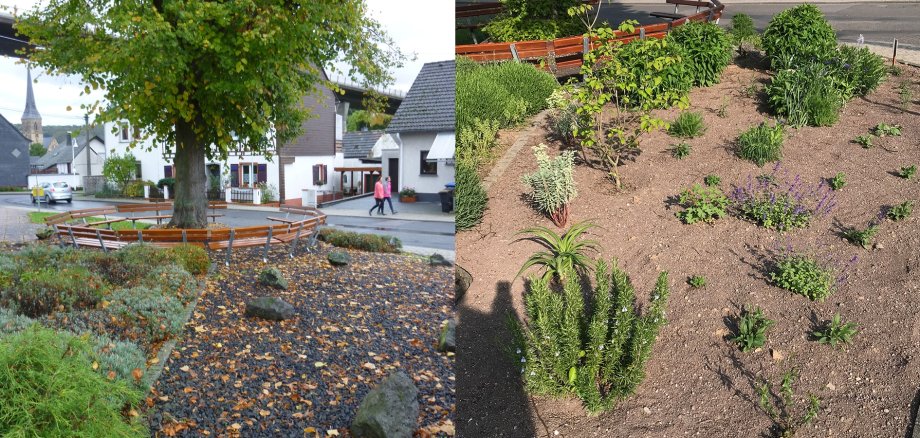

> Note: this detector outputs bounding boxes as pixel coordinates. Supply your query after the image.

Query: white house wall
[72,139,106,177]
[398,132,455,201]
[282,153,343,203]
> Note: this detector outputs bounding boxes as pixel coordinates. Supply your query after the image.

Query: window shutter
[164,165,172,178]
[312,165,320,185]
[230,164,239,188]
[320,164,327,185]
[257,164,267,183]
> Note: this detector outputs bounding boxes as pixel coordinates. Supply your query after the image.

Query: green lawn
[28,212,152,230]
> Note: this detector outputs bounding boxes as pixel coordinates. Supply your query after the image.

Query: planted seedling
[732,306,774,352]
[671,142,692,159]
[812,313,858,348]
[897,165,916,180]
[687,275,706,288]
[887,201,914,221]
[704,174,721,186]
[758,367,821,437]
[841,224,879,249]
[872,123,902,137]
[854,134,874,149]
[829,172,846,191]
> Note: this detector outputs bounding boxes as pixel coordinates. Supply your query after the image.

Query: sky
[0,0,454,126]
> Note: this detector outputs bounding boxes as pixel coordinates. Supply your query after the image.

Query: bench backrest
[279,206,323,217]
[71,207,117,219]
[208,201,228,210]
[116,202,172,214]
[65,225,118,240]
[44,212,73,225]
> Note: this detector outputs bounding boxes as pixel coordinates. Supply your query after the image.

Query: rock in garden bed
[244,296,295,321]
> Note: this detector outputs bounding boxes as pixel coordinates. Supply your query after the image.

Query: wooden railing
[456,0,724,77]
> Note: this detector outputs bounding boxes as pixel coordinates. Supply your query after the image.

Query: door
[388,158,399,193]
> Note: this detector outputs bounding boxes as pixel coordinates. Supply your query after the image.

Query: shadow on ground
[456,280,537,438]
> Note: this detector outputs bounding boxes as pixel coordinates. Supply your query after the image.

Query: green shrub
[766,63,843,127]
[812,313,857,348]
[521,144,577,227]
[4,267,108,317]
[108,287,186,342]
[887,201,913,221]
[668,21,732,86]
[732,169,837,231]
[168,244,210,275]
[732,306,774,352]
[141,265,199,304]
[770,253,836,301]
[316,228,402,253]
[123,180,151,198]
[729,13,758,47]
[688,275,706,288]
[117,243,170,277]
[0,326,146,437]
[668,111,706,139]
[829,172,846,191]
[514,221,598,280]
[545,85,580,145]
[486,61,560,116]
[456,58,558,130]
[91,334,148,389]
[737,122,784,166]
[455,160,489,231]
[512,260,669,413]
[615,35,692,109]
[675,184,729,224]
[156,177,175,193]
[842,223,878,249]
[704,174,721,186]
[763,4,837,69]
[458,118,501,167]
[872,123,901,137]
[670,142,692,159]
[14,244,68,271]
[481,0,582,42]
[897,165,917,180]
[831,45,887,97]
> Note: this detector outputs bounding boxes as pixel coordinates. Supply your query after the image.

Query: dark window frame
[420,150,438,175]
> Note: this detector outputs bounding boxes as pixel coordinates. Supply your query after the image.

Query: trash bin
[439,189,454,213]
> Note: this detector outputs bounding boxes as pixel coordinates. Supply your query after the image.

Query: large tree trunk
[168,119,208,228]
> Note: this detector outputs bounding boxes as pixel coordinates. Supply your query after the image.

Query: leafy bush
[829,172,846,191]
[545,85,580,146]
[729,13,758,47]
[521,144,577,227]
[486,61,560,116]
[512,260,669,413]
[481,0,583,42]
[117,243,170,277]
[675,184,729,224]
[455,160,489,231]
[831,45,887,98]
[456,57,558,130]
[108,287,186,342]
[668,111,706,139]
[842,223,879,249]
[897,165,917,180]
[668,21,732,86]
[737,122,784,166]
[732,306,774,352]
[688,275,706,288]
[317,228,402,253]
[0,326,146,437]
[731,168,837,231]
[4,267,108,317]
[766,63,843,127]
[123,180,152,198]
[704,174,721,187]
[763,4,836,69]
[156,177,175,193]
[887,201,914,221]
[514,222,598,280]
[616,36,693,109]
[872,123,901,137]
[168,244,210,275]
[770,253,837,301]
[812,313,857,348]
[670,142,692,159]
[103,153,139,194]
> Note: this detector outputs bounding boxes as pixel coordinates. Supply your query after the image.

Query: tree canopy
[17,0,404,227]
[346,109,392,132]
[29,143,46,157]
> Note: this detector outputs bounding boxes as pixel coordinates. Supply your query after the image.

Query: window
[135,162,142,179]
[312,164,328,185]
[164,165,173,178]
[238,163,268,187]
[420,151,438,175]
[120,124,130,142]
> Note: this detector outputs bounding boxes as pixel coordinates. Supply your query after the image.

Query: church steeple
[21,67,43,144]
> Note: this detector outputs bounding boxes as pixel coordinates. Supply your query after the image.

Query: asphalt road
[600,3,920,50]
[0,195,455,252]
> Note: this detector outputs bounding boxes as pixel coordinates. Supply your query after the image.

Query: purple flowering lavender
[730,163,837,231]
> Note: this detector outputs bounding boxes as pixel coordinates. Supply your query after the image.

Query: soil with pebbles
[456,62,920,437]
[148,244,454,437]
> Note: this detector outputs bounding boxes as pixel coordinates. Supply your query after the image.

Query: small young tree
[102,153,137,194]
[29,143,47,157]
[521,144,577,227]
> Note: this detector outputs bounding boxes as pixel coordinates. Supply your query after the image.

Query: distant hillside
[13,124,103,143]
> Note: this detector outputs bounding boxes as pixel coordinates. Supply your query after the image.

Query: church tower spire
[21,67,43,145]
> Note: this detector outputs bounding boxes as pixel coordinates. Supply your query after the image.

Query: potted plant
[399,187,417,203]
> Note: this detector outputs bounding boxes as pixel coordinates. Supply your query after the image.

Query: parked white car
[31,182,73,204]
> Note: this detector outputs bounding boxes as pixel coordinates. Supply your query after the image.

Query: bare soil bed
[456,62,920,437]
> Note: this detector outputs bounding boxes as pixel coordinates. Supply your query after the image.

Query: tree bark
[169,119,208,228]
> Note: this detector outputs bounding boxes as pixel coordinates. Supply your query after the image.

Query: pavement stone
[0,206,39,244]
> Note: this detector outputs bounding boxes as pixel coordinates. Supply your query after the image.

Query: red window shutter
[257,164,267,184]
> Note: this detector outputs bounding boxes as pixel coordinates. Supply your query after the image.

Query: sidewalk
[318,196,456,223]
[0,207,39,243]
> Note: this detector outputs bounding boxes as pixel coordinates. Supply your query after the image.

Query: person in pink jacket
[369,177,386,216]
[382,176,397,214]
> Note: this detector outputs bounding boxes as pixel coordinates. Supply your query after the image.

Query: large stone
[35,227,54,240]
[328,251,351,266]
[258,267,288,290]
[454,265,472,305]
[437,319,456,353]
[244,297,295,321]
[351,371,419,438]
[428,253,452,267]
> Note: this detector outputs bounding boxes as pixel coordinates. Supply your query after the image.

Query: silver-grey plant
[522,144,577,227]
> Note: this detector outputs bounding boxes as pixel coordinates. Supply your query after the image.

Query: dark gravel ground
[148,244,455,437]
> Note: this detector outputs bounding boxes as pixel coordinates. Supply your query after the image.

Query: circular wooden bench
[44,203,326,264]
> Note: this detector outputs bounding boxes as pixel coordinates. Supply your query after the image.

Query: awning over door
[426,132,455,161]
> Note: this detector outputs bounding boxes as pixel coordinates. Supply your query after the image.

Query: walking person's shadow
[457,280,537,438]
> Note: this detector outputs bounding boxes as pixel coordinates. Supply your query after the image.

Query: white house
[384,60,455,202]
